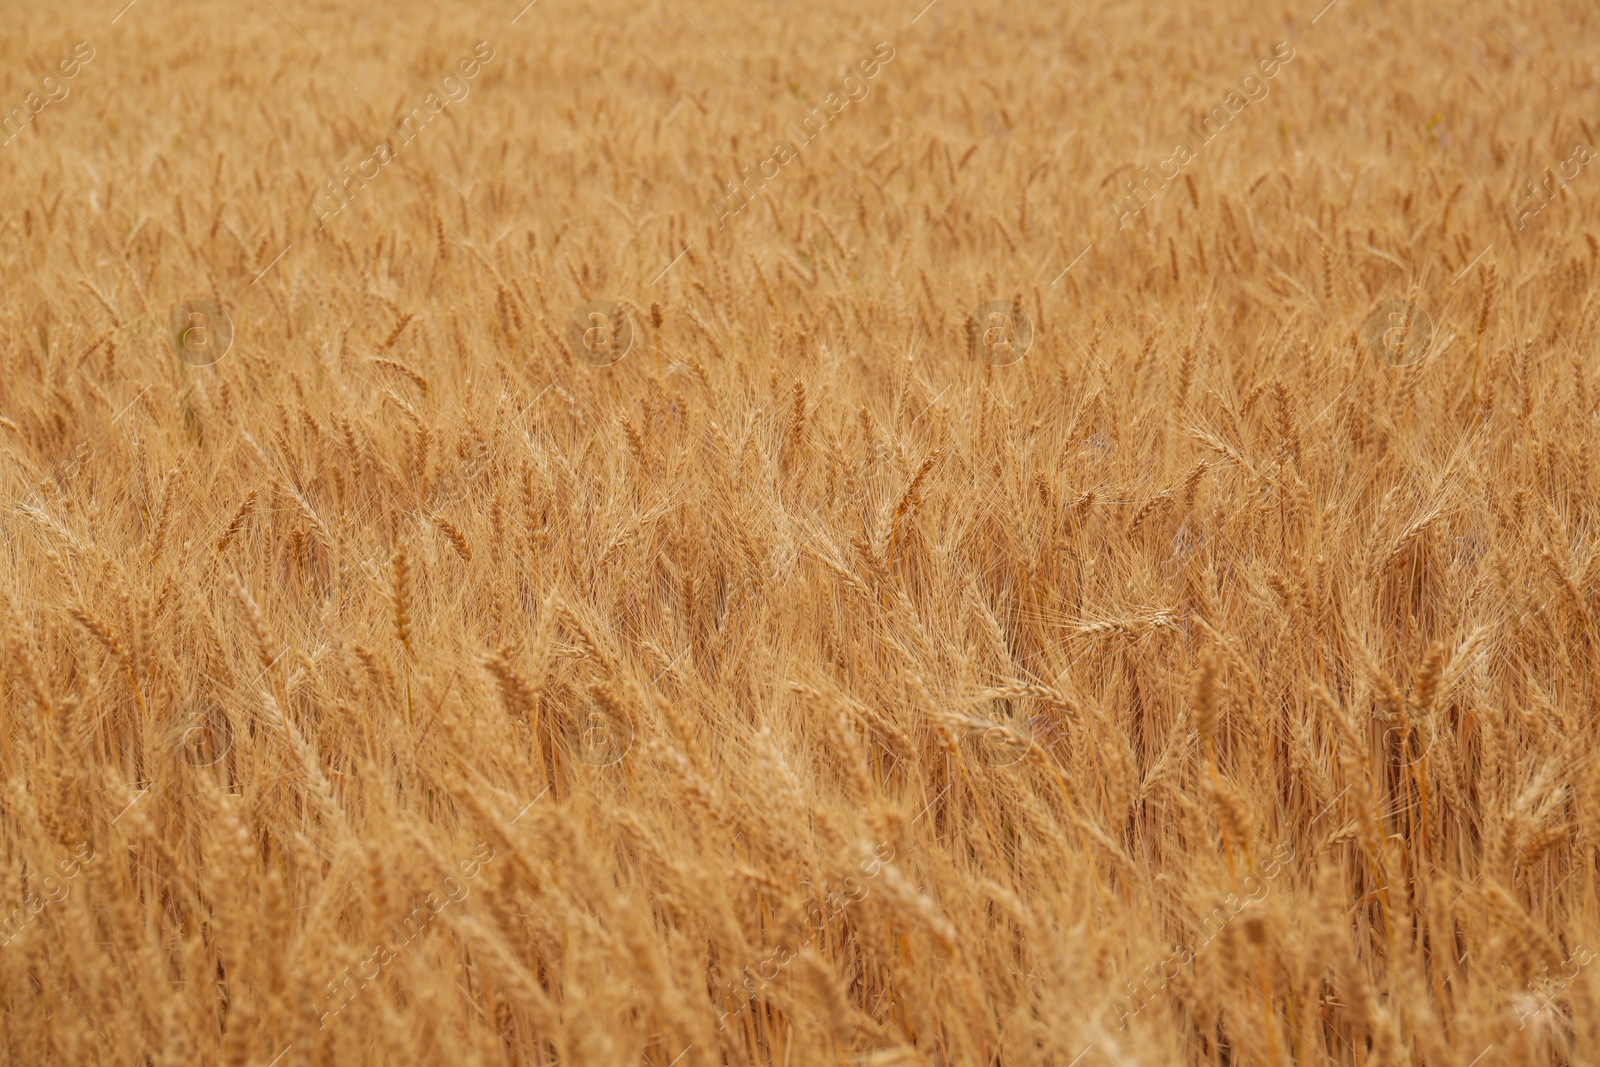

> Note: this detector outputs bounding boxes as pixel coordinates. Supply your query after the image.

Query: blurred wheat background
[2,0,1600,1063]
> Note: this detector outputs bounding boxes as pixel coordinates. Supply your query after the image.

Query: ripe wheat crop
[2,0,1599,1063]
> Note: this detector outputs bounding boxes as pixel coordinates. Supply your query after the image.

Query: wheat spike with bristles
[1472,261,1496,402]
[432,515,473,563]
[381,312,415,349]
[224,573,278,674]
[367,355,432,396]
[390,549,414,662]
[1192,649,1220,754]
[215,490,257,556]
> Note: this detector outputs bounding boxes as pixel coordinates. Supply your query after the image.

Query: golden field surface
[3,0,1600,1062]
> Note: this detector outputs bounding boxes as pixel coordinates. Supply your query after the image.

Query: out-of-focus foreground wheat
[3,0,1600,1062]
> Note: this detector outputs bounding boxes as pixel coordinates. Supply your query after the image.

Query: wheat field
[2,0,1599,1063]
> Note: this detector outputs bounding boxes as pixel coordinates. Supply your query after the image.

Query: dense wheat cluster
[3,0,1600,1063]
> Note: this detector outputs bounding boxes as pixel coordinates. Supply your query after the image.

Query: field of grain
[3,0,1600,1063]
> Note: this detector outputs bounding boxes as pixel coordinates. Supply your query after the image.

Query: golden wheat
[2,0,1599,1064]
